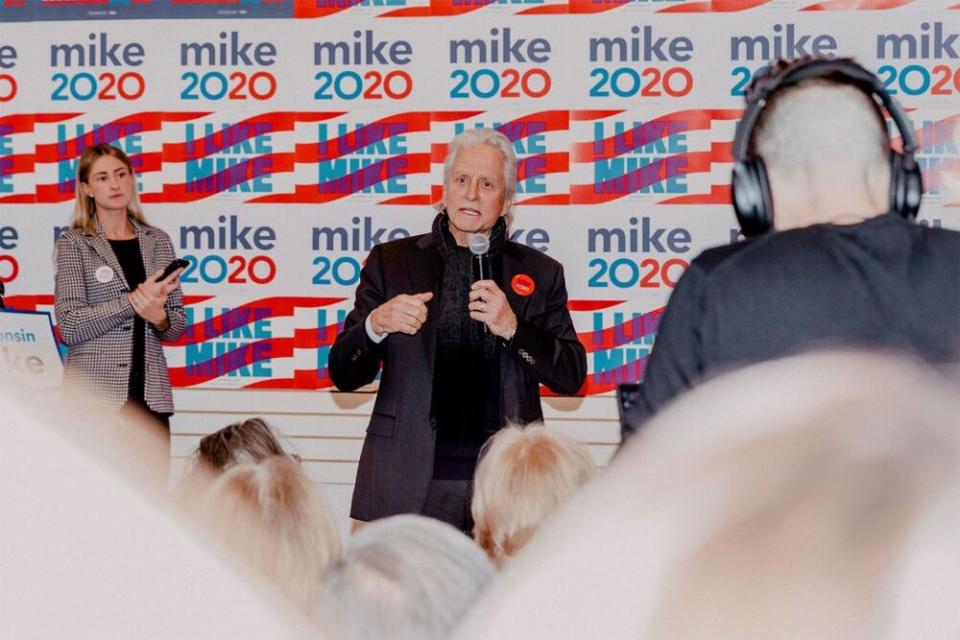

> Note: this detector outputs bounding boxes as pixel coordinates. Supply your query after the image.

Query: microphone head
[468,233,490,256]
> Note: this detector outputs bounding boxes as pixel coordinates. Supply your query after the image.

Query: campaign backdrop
[2,0,957,528]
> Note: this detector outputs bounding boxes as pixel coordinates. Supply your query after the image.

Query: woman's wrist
[150,311,170,331]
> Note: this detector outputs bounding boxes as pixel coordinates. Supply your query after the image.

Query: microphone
[468,233,490,331]
[468,233,490,282]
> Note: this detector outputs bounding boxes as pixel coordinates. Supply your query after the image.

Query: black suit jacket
[329,232,586,522]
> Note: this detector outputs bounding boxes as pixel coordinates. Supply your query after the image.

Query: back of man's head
[752,78,891,229]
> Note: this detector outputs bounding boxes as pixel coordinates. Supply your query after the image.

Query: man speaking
[330,128,586,531]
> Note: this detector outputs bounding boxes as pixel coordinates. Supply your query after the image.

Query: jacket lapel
[499,243,532,322]
[87,218,130,290]
[134,219,157,276]
[409,234,442,379]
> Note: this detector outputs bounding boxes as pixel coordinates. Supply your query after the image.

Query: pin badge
[511,274,535,297]
[95,266,115,284]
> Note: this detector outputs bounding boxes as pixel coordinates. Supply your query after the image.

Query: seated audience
[196,456,342,611]
[472,424,594,566]
[196,417,289,470]
[315,514,495,640]
[2,389,313,638]
[450,351,960,640]
[177,417,291,495]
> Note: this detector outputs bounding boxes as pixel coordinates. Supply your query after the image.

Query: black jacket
[330,231,586,521]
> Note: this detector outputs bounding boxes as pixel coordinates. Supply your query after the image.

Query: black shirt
[627,213,960,438]
[431,217,504,480]
[109,238,147,403]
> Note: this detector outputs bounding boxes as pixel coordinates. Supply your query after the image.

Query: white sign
[0,310,64,389]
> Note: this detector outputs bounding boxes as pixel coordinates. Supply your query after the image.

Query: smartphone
[160,258,189,280]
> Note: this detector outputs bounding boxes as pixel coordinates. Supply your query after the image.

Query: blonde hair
[198,456,341,610]
[71,143,147,234]
[472,424,594,566]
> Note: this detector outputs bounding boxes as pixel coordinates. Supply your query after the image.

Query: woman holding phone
[55,143,185,434]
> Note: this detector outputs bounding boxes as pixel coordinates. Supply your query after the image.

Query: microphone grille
[468,233,490,256]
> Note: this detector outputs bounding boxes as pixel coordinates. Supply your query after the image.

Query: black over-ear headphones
[731,56,923,237]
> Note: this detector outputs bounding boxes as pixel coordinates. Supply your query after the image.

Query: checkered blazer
[54,217,186,414]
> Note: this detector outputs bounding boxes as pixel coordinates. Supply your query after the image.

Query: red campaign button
[511,274,535,297]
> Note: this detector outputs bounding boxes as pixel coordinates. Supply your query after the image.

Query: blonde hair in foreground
[197,456,342,610]
[472,423,594,566]
[447,351,960,640]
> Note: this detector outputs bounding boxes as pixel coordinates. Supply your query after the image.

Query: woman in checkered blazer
[54,144,185,431]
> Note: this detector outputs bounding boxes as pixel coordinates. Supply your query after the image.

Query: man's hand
[129,267,182,330]
[468,280,517,340]
[370,292,434,336]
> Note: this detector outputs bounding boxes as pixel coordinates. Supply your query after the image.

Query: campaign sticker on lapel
[94,265,115,284]
[511,274,535,297]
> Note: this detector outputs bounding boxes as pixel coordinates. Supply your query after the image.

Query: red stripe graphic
[571,110,624,121]
[515,194,570,205]
[3,295,55,311]
[577,306,664,353]
[660,183,732,205]
[294,0,366,17]
[568,299,624,312]
[10,291,643,395]
[573,109,741,163]
[381,0,493,17]
[568,356,650,396]
[657,0,773,11]
[245,370,337,390]
[294,112,435,163]
[173,296,346,345]
[170,338,286,386]
[801,0,915,9]
[163,112,344,162]
[249,152,431,203]
[571,143,731,204]
[398,110,571,207]
[0,113,80,136]
[520,0,632,16]
[34,112,210,163]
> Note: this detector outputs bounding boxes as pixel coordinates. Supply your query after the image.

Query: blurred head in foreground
[0,388,313,638]
[315,514,495,640]
[472,424,594,567]
[450,350,960,640]
[197,456,341,610]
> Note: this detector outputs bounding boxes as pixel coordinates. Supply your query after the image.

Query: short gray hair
[314,515,495,640]
[443,128,518,205]
[752,79,890,190]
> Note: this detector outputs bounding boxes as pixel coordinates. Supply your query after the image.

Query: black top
[109,238,147,403]
[431,215,506,480]
[626,213,960,438]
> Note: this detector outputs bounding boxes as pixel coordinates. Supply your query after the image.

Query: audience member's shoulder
[672,241,755,288]
[915,219,960,245]
[690,241,753,272]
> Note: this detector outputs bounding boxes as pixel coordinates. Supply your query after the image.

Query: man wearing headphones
[621,56,960,439]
